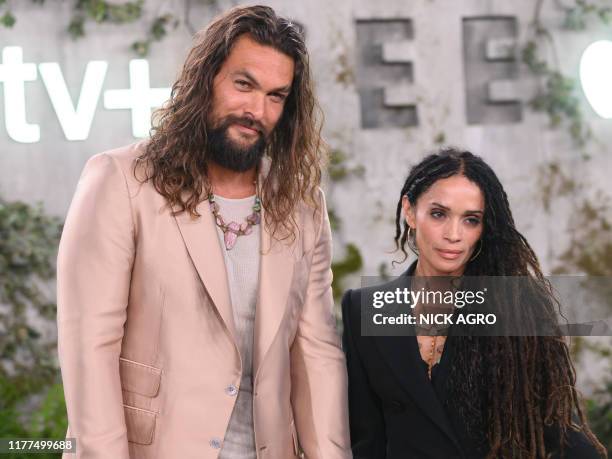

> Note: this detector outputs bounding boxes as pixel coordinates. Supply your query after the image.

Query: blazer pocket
[123,404,156,445]
[119,357,162,397]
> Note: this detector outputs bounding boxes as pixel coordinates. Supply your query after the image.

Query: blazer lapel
[372,268,463,452]
[374,334,462,451]
[173,200,236,342]
[252,202,295,379]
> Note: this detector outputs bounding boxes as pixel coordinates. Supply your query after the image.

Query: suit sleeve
[57,153,135,458]
[290,190,352,459]
[341,290,387,459]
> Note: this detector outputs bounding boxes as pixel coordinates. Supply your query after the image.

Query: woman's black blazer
[341,266,602,459]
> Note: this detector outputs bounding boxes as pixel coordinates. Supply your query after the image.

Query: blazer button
[225,384,238,396]
[209,437,222,449]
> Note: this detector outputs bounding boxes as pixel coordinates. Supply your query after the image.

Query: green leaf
[1,11,16,28]
[331,243,363,299]
[108,0,143,23]
[563,8,587,30]
[327,208,341,232]
[151,15,171,41]
[86,0,107,23]
[68,15,85,39]
[131,40,150,57]
[328,149,349,181]
[598,7,612,23]
[0,196,61,396]
[29,384,68,438]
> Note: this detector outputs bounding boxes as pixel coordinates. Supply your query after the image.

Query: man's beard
[206,115,268,172]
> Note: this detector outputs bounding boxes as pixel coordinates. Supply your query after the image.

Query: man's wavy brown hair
[136,5,326,240]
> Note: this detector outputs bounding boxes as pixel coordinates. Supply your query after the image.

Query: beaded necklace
[207,181,261,250]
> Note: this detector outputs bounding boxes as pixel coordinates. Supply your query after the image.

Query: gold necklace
[426,336,437,379]
[425,335,447,379]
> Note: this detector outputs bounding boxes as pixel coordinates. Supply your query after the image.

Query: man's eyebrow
[232,70,259,88]
[232,69,291,94]
[430,201,484,215]
[272,85,292,95]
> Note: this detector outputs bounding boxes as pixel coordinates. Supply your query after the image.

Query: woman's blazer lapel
[371,266,463,452]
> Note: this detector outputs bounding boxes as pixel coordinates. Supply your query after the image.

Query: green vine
[537,161,577,211]
[329,27,355,88]
[0,0,218,56]
[0,380,67,458]
[538,160,612,278]
[0,0,143,33]
[538,160,612,449]
[556,195,612,278]
[327,208,341,232]
[523,0,610,147]
[0,197,63,448]
[522,41,591,146]
[0,0,16,28]
[67,0,144,39]
[377,262,390,281]
[326,146,366,300]
[328,149,365,182]
[561,0,612,30]
[131,13,178,57]
[331,243,363,300]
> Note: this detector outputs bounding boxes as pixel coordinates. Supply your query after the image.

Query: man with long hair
[57,5,350,458]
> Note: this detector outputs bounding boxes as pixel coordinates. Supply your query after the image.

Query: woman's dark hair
[394,148,606,458]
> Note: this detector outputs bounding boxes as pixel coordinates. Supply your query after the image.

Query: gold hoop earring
[469,239,482,261]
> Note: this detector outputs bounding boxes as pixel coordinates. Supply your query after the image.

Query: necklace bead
[208,192,261,250]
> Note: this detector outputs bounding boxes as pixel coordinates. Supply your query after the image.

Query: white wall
[1,0,610,278]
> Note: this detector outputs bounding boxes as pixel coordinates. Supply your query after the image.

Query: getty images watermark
[359,275,612,337]
[371,284,494,326]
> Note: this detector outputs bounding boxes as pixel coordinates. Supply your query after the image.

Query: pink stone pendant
[224,222,240,250]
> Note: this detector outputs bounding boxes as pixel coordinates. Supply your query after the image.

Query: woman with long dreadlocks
[341,148,606,458]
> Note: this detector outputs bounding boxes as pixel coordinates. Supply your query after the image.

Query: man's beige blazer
[57,142,351,459]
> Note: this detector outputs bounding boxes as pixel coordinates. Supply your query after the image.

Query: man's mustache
[220,115,266,136]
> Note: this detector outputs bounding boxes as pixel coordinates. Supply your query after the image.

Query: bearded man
[57,5,351,459]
